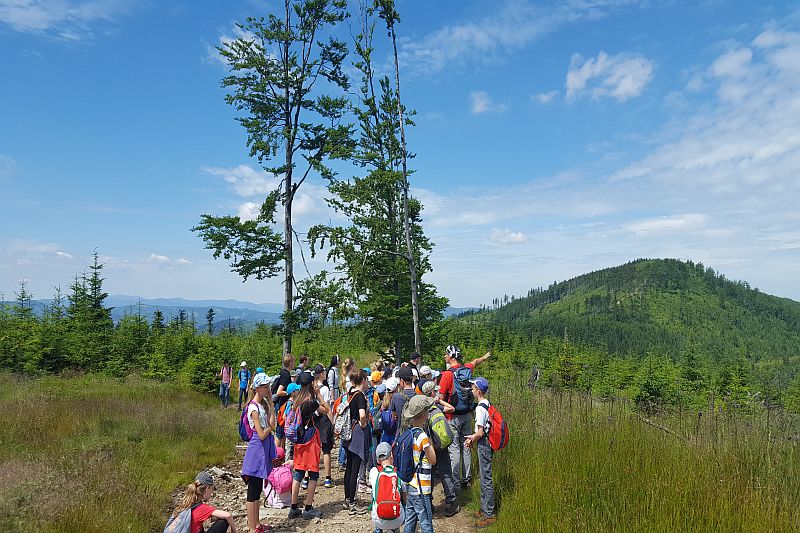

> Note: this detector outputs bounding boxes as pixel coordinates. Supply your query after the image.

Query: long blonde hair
[173,480,208,515]
[247,384,275,428]
[340,358,354,392]
[381,389,393,410]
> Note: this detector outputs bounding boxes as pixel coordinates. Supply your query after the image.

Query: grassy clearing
[0,373,234,533]
[484,380,800,532]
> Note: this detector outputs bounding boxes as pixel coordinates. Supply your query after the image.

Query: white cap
[419,365,432,377]
[385,377,400,392]
[240,361,247,367]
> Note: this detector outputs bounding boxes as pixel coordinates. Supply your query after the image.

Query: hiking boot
[323,478,334,488]
[288,508,302,519]
[302,507,322,519]
[444,504,460,517]
[348,503,368,515]
[475,516,497,528]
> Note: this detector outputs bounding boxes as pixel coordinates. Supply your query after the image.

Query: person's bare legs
[323,452,331,481]
[246,500,259,532]
[305,479,319,506]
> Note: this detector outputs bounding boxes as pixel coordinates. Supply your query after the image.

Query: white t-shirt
[475,399,491,434]
[246,402,267,430]
[316,384,331,416]
[369,466,405,530]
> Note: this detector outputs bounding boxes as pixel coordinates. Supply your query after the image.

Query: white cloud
[0,154,16,175]
[148,253,192,266]
[237,201,260,222]
[55,251,73,259]
[203,164,281,197]
[532,90,559,104]
[206,24,258,65]
[489,229,527,244]
[399,0,641,75]
[566,51,654,101]
[0,0,131,40]
[710,48,752,79]
[469,91,508,114]
[622,214,709,236]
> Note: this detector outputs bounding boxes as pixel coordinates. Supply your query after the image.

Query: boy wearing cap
[237,362,251,411]
[465,377,496,529]
[403,395,437,533]
[369,441,405,533]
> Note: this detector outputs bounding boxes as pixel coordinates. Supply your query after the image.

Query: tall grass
[0,373,234,533]
[485,380,800,532]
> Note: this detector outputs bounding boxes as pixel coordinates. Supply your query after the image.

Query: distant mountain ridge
[4,294,472,330]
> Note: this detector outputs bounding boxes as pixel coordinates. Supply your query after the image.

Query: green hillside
[443,259,800,409]
[482,258,799,360]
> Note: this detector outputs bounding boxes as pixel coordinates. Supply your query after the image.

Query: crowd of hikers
[169,346,509,533]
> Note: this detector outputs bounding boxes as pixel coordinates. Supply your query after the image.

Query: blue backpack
[238,400,257,441]
[392,427,423,483]
[448,366,475,415]
[164,503,201,533]
[286,402,316,445]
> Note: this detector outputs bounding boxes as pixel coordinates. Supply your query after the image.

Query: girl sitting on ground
[169,471,238,533]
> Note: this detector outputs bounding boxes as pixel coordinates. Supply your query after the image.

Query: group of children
[170,347,502,533]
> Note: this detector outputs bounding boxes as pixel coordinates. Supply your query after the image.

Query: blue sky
[2,0,800,307]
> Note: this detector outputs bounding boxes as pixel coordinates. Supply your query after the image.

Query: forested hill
[458,258,800,363]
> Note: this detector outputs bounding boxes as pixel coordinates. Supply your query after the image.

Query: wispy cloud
[398,0,641,75]
[148,253,192,266]
[0,0,133,40]
[0,154,16,176]
[469,91,508,114]
[203,164,281,197]
[566,51,654,101]
[489,228,527,244]
[622,214,709,236]
[532,90,559,104]
[205,24,258,65]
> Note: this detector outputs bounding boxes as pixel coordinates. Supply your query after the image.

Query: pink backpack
[267,464,293,494]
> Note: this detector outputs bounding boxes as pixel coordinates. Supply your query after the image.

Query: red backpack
[373,465,402,520]
[478,403,510,451]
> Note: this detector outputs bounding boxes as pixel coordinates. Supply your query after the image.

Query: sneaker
[342,501,350,511]
[302,507,322,519]
[323,478,334,488]
[475,516,497,528]
[301,478,309,490]
[357,483,370,493]
[444,504,461,517]
[348,503,368,515]
[288,508,302,519]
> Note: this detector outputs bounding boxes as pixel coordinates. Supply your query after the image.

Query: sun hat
[256,367,264,373]
[406,395,434,418]
[196,471,214,486]
[370,370,383,384]
[385,377,399,392]
[276,446,285,459]
[419,365,432,377]
[376,383,387,394]
[252,372,270,388]
[421,380,438,396]
[287,383,301,394]
[375,441,392,460]
[470,377,489,393]
[240,361,247,367]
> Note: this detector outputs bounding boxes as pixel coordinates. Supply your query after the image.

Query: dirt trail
[188,443,474,533]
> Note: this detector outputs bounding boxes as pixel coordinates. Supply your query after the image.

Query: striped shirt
[408,429,433,495]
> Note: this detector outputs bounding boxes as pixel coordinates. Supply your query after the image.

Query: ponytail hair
[173,479,208,516]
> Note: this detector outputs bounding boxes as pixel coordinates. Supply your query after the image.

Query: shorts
[292,469,320,482]
[275,423,285,440]
[246,475,263,502]
[321,425,334,454]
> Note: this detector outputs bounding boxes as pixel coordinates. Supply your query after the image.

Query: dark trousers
[237,388,248,409]
[344,449,363,503]
[205,520,229,533]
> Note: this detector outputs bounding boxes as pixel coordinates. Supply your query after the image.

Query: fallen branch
[636,414,689,443]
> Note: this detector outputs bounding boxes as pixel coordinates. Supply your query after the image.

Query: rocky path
[180,443,474,533]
